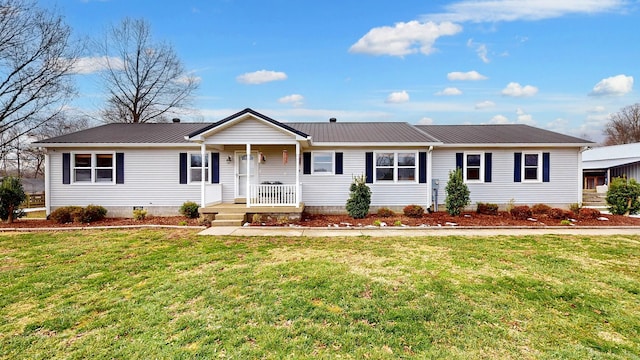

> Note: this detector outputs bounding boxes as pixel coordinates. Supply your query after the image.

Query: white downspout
[246,143,251,208]
[200,142,206,207]
[578,146,589,206]
[295,142,300,208]
[44,151,51,215]
[427,146,433,210]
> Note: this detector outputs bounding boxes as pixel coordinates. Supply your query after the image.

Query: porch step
[211,212,246,227]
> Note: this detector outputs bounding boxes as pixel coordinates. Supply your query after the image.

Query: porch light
[226,155,232,164]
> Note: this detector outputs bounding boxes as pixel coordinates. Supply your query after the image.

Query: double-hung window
[312,152,333,174]
[189,153,209,183]
[73,153,114,183]
[464,153,483,182]
[375,152,416,182]
[523,152,541,181]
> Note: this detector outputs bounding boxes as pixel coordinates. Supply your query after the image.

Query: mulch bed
[289,211,640,228]
[2,212,640,229]
[0,216,203,229]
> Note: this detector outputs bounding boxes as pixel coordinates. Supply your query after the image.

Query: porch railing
[249,183,298,206]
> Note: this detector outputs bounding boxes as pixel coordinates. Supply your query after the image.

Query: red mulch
[2,212,640,229]
[0,216,203,228]
[293,211,640,228]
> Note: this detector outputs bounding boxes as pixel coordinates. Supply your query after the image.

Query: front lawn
[1,230,639,359]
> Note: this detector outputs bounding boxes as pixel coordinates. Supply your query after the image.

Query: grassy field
[1,229,639,359]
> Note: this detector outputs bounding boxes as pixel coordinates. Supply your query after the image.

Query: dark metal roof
[33,123,210,144]
[287,122,440,143]
[416,124,593,144]
[187,108,309,139]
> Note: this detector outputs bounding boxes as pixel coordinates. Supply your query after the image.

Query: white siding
[432,148,581,206]
[49,148,201,214]
[208,118,297,144]
[300,148,430,209]
[611,163,640,181]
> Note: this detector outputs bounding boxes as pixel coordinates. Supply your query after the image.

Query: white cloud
[467,39,490,63]
[489,114,510,124]
[236,70,287,84]
[590,74,633,96]
[69,56,124,74]
[386,90,410,103]
[475,100,495,109]
[278,94,304,107]
[515,108,535,125]
[447,70,488,81]
[349,21,462,57]
[175,74,201,85]
[501,82,538,97]
[426,0,626,23]
[435,87,462,96]
[587,105,606,113]
[418,117,434,125]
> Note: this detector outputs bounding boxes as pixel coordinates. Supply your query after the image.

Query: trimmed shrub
[403,204,424,218]
[578,207,601,220]
[445,168,470,216]
[531,203,551,215]
[82,205,107,223]
[180,201,200,219]
[133,208,147,221]
[548,207,568,220]
[569,203,581,213]
[377,207,394,218]
[0,176,26,223]
[50,206,84,224]
[606,177,640,215]
[510,205,532,220]
[476,202,498,215]
[346,174,371,219]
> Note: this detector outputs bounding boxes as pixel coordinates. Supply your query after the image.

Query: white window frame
[464,152,484,183]
[374,151,417,183]
[72,152,116,185]
[188,152,210,184]
[522,152,542,183]
[311,151,334,175]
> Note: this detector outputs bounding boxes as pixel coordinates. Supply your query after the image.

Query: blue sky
[47,0,640,143]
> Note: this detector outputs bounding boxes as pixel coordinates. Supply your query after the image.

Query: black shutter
[365,152,373,183]
[303,152,311,174]
[62,153,71,184]
[542,152,550,182]
[514,152,522,182]
[419,152,427,183]
[179,153,188,184]
[456,153,463,170]
[116,152,124,184]
[212,152,220,184]
[335,152,343,174]
[484,153,492,183]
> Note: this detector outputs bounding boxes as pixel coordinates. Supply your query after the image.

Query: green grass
[1,230,639,359]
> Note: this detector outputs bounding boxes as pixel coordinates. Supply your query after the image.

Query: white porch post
[427,146,433,211]
[246,143,251,208]
[295,142,300,207]
[200,142,206,207]
[44,152,51,215]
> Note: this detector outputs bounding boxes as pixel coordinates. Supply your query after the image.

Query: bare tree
[603,103,640,145]
[96,18,199,123]
[0,0,77,147]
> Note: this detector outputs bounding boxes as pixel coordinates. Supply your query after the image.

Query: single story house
[582,142,640,191]
[33,108,594,217]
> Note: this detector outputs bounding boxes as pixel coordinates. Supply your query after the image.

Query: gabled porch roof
[186,108,310,142]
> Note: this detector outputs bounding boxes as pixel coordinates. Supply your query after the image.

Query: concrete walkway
[199,226,640,237]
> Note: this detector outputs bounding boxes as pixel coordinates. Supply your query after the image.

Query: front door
[236,152,258,198]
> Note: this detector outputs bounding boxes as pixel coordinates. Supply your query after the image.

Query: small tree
[445,168,470,216]
[346,174,371,219]
[606,177,640,215]
[0,176,26,223]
